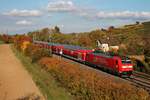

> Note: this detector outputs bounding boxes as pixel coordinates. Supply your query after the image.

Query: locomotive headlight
[122,66,133,68]
[122,66,127,68]
[128,66,133,68]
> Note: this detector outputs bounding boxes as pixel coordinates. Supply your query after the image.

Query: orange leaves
[1,34,13,43]
[78,35,92,47]
[38,57,150,100]
[24,44,52,62]
[14,35,32,51]
[38,57,60,70]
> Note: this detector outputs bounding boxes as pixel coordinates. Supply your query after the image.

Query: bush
[0,35,2,41]
[14,35,32,51]
[25,44,52,62]
[39,57,150,100]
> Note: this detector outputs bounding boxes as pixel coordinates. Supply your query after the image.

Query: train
[33,41,133,77]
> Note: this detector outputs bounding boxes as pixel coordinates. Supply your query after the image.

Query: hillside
[27,21,150,56]
[0,21,150,99]
[1,21,150,73]
[26,21,150,74]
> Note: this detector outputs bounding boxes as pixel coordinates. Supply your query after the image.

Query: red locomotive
[33,41,133,77]
[85,50,133,77]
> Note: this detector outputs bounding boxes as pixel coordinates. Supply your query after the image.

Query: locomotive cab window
[121,57,132,64]
[122,60,131,64]
[122,59,131,64]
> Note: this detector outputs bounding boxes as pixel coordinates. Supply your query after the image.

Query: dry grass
[38,57,150,100]
[16,93,41,100]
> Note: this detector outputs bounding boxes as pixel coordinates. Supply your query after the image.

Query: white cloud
[47,0,76,12]
[16,20,32,25]
[3,9,42,17]
[96,11,150,20]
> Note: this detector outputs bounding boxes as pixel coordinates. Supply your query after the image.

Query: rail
[126,71,150,94]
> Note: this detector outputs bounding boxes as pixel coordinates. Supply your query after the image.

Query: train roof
[34,41,49,44]
[63,45,90,50]
[92,50,131,60]
[48,42,90,50]
[34,41,90,50]
[92,51,113,58]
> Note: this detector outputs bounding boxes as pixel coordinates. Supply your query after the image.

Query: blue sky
[0,0,150,34]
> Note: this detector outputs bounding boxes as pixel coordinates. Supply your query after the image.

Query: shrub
[38,57,150,100]
[25,44,52,62]
[14,35,32,51]
[0,34,14,44]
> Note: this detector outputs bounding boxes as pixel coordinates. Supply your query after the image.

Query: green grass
[0,41,4,44]
[11,45,73,100]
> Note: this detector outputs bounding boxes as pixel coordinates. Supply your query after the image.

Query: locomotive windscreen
[121,57,132,64]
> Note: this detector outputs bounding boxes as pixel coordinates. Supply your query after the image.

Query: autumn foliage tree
[78,34,92,47]
[1,34,13,43]
[24,44,52,62]
[0,34,2,41]
[14,35,32,51]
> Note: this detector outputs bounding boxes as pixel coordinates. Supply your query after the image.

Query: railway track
[126,71,150,94]
[133,71,150,81]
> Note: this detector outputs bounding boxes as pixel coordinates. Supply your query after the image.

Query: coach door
[78,52,82,61]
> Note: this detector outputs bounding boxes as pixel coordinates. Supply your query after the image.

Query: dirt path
[0,44,44,100]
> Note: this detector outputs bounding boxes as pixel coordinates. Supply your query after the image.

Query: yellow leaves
[21,41,30,52]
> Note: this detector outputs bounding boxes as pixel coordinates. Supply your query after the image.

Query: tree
[54,26,60,33]
[27,28,51,42]
[78,34,92,47]
[136,21,140,25]
[0,34,2,41]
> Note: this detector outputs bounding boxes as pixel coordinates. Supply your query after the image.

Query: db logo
[71,51,74,54]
